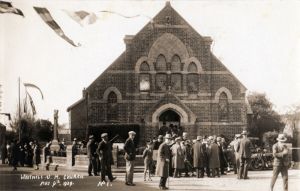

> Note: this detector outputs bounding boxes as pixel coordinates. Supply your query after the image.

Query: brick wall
[68,3,248,145]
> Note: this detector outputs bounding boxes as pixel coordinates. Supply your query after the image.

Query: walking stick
[167,160,169,188]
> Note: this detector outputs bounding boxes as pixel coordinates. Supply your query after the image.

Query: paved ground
[0,164,299,191]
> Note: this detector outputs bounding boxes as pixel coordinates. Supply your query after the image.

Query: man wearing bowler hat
[236,130,252,179]
[87,135,98,176]
[124,131,136,186]
[97,133,117,182]
[156,134,172,190]
[270,134,290,191]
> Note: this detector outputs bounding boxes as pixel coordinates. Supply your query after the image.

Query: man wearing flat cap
[236,130,252,179]
[270,134,290,191]
[87,135,98,176]
[124,131,136,186]
[97,133,118,182]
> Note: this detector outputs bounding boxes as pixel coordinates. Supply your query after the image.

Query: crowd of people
[0,124,290,191]
[147,128,252,189]
[1,140,41,170]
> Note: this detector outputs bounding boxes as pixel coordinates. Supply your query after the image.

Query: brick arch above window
[215,87,232,101]
[148,33,189,64]
[103,87,122,102]
[183,57,203,73]
[134,56,154,73]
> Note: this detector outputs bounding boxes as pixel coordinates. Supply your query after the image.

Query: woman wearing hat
[270,134,290,191]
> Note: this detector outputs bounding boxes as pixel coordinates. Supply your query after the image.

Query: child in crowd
[143,140,154,181]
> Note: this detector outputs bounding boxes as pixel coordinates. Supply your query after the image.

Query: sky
[1,0,300,129]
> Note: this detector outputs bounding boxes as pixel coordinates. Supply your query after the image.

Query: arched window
[140,74,150,91]
[218,92,229,121]
[188,62,198,73]
[171,55,181,71]
[187,62,199,92]
[156,54,167,71]
[139,61,150,91]
[107,92,118,121]
[140,61,150,71]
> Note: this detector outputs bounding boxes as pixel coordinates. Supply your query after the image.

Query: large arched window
[139,61,150,91]
[107,92,118,121]
[218,92,229,121]
[187,62,199,92]
[156,54,167,71]
[171,55,181,71]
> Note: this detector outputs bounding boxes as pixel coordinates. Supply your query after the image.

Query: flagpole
[18,77,21,142]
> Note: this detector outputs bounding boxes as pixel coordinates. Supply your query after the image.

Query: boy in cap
[143,140,154,181]
[270,134,290,191]
[124,131,136,186]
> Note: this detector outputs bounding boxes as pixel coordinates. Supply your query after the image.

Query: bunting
[24,83,44,99]
[26,91,36,115]
[33,7,80,47]
[64,9,154,28]
[63,10,97,26]
[0,1,24,17]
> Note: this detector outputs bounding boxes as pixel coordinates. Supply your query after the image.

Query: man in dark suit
[270,134,290,191]
[236,130,252,179]
[87,135,98,176]
[217,137,228,175]
[156,133,172,190]
[192,136,205,178]
[124,131,136,186]
[97,133,118,182]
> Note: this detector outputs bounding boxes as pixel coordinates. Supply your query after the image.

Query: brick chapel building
[67,2,252,145]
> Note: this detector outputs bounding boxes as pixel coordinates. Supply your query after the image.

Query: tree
[9,104,53,143]
[247,92,285,138]
[9,104,36,143]
[32,119,53,142]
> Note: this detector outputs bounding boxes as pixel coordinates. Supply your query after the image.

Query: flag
[33,7,80,47]
[23,92,27,113]
[99,10,140,19]
[63,10,98,26]
[99,11,154,29]
[0,1,24,17]
[24,83,44,99]
[27,92,36,115]
[64,9,154,28]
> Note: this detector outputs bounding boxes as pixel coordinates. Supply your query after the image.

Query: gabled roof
[67,98,85,112]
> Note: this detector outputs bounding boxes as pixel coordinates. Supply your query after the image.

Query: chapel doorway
[158,109,181,128]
